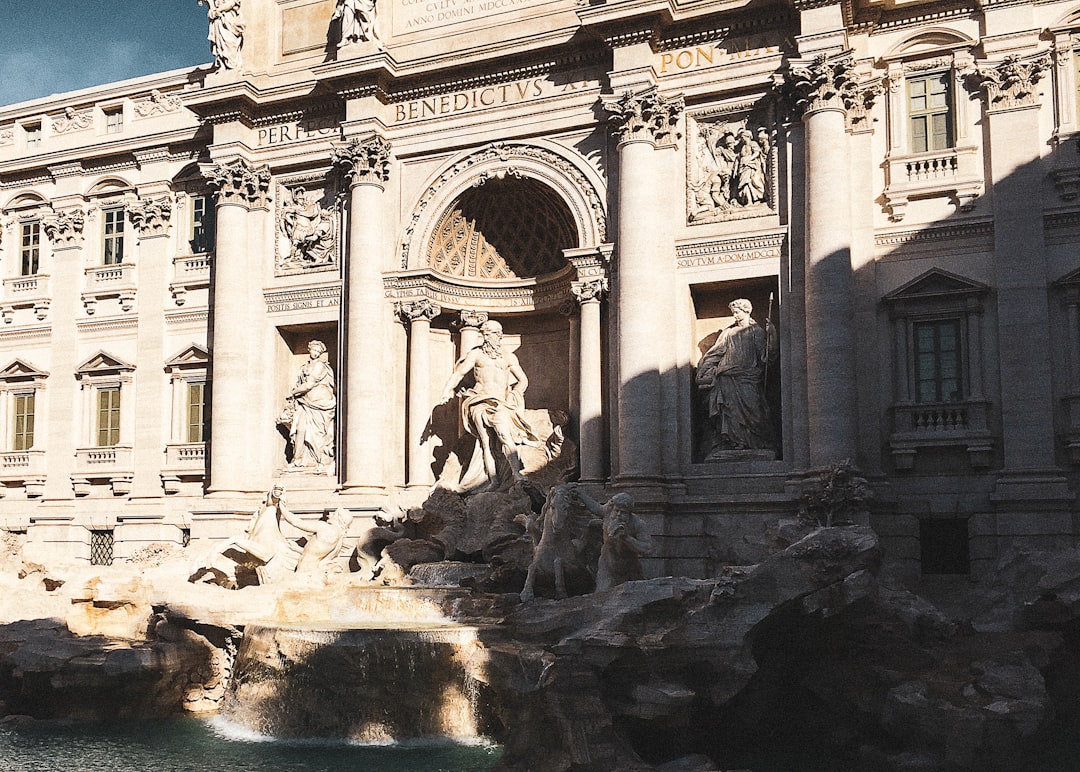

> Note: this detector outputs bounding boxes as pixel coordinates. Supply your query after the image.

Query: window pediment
[165,344,209,371]
[0,358,48,382]
[77,351,135,376]
[884,269,989,303]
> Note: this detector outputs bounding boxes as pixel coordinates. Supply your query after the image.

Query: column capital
[42,207,85,246]
[454,309,488,332]
[128,195,173,238]
[603,87,684,147]
[782,52,861,119]
[571,277,608,304]
[206,158,271,208]
[395,299,441,325]
[332,135,392,186]
[965,53,1052,112]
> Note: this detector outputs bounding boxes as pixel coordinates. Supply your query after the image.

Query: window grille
[90,530,114,566]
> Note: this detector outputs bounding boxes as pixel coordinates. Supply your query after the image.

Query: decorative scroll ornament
[331,135,392,184]
[206,158,271,207]
[966,53,1052,111]
[395,299,442,324]
[0,127,13,145]
[134,89,183,117]
[51,107,93,134]
[571,277,608,304]
[782,53,860,118]
[603,88,684,146]
[456,309,489,331]
[42,208,85,245]
[128,196,173,237]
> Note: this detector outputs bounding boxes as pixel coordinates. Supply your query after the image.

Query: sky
[0,1,211,107]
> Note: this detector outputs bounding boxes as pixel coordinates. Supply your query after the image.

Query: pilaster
[396,299,441,489]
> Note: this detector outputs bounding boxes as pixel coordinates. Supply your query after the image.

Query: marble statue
[520,484,594,602]
[293,508,353,575]
[689,123,770,222]
[332,0,380,48]
[695,299,776,458]
[439,320,541,490]
[280,187,335,268]
[202,0,244,70]
[735,129,769,206]
[279,340,336,470]
[576,490,654,592]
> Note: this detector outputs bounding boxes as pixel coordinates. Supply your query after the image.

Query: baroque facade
[1,0,1079,582]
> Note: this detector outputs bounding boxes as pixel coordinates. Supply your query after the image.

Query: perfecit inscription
[257,117,340,147]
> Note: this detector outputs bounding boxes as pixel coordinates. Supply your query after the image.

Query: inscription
[395,0,540,35]
[657,42,781,75]
[267,297,339,313]
[393,74,593,123]
[257,117,339,147]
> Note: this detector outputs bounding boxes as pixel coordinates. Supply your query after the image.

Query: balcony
[883,145,983,222]
[169,254,210,306]
[161,442,206,493]
[890,400,993,470]
[73,445,133,495]
[0,450,45,496]
[82,263,136,315]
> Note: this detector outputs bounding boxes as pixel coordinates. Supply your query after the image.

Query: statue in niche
[695,298,777,460]
[332,0,380,49]
[575,489,653,592]
[202,0,244,70]
[278,340,336,471]
[279,187,336,269]
[438,320,542,491]
[688,120,771,223]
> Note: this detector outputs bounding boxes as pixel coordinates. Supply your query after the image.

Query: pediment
[76,351,135,374]
[883,27,976,60]
[884,269,988,302]
[165,344,209,370]
[0,358,48,381]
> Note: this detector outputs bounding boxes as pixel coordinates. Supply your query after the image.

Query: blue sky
[0,1,211,107]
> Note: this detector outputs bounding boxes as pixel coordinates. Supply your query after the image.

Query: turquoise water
[0,716,502,772]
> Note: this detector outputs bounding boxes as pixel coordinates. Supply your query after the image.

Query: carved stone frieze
[571,278,607,304]
[331,136,391,185]
[206,158,271,208]
[51,108,92,134]
[42,208,86,246]
[128,196,173,237]
[966,53,1052,111]
[276,184,338,274]
[687,107,776,225]
[395,299,441,325]
[134,90,183,117]
[783,53,861,118]
[603,88,684,146]
[0,127,14,145]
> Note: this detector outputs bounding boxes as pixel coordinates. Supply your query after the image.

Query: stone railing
[0,449,45,480]
[75,445,133,473]
[164,442,206,471]
[883,145,983,222]
[85,262,135,286]
[169,254,211,306]
[889,399,993,470]
[3,274,47,297]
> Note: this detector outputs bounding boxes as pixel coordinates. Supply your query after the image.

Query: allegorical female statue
[203,0,245,70]
[279,340,336,470]
[332,0,380,49]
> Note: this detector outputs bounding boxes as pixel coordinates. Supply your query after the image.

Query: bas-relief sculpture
[695,298,777,460]
[277,187,336,271]
[438,320,542,491]
[202,0,244,70]
[278,340,336,471]
[333,0,380,49]
[51,107,92,134]
[688,116,773,224]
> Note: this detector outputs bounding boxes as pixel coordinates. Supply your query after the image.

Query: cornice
[676,231,785,269]
[76,316,139,334]
[874,219,993,251]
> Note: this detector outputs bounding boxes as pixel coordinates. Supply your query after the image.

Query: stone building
[0,0,1077,582]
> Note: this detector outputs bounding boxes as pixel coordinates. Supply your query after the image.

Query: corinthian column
[603,88,683,486]
[205,158,270,494]
[572,278,606,482]
[397,300,441,488]
[332,135,393,492]
[785,54,859,467]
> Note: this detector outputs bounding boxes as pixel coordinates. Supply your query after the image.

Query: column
[397,300,441,488]
[785,54,859,467]
[457,310,487,354]
[331,135,393,492]
[205,158,270,494]
[603,88,683,486]
[127,193,173,498]
[572,278,606,482]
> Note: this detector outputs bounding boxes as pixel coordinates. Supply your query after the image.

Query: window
[13,393,34,451]
[105,109,123,134]
[25,124,40,149]
[90,530,114,566]
[19,221,40,276]
[187,382,206,443]
[97,387,120,446]
[913,320,962,403]
[103,208,124,265]
[908,73,952,153]
[190,194,214,253]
